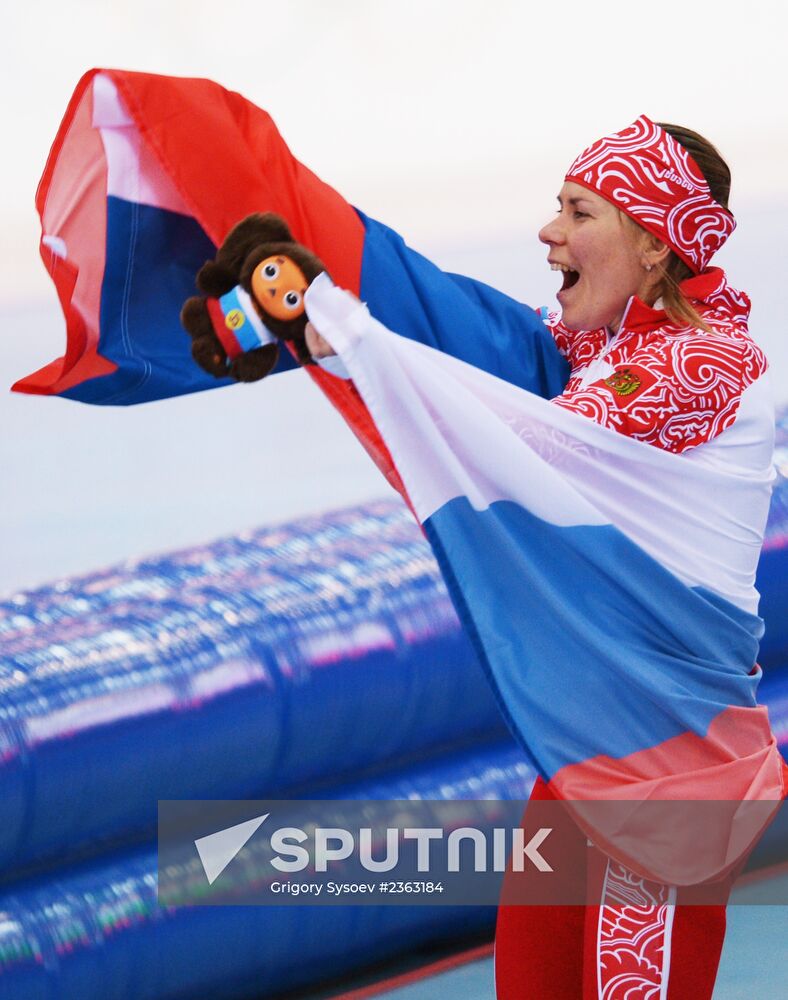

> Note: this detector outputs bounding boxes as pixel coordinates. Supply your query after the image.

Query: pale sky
[3,0,788,300]
[2,0,788,590]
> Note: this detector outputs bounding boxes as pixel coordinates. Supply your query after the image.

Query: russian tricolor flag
[16,68,566,503]
[304,275,785,885]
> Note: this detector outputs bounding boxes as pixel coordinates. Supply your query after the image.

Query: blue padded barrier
[0,501,504,874]
[0,741,533,1000]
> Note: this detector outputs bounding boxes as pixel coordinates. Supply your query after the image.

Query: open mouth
[551,262,580,295]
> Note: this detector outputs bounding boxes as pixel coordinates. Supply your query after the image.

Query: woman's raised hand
[305,321,336,359]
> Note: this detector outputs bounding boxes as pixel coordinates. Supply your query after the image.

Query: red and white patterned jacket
[547,268,771,456]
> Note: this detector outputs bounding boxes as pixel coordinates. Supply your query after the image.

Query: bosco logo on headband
[565,115,735,274]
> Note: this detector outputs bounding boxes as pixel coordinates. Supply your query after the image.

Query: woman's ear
[641,234,671,272]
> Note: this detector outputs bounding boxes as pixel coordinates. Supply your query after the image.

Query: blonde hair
[654,254,712,332]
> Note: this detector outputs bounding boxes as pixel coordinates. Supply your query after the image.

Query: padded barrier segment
[0,501,503,874]
[0,741,532,1000]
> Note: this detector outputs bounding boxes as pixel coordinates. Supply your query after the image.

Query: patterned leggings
[494,778,728,999]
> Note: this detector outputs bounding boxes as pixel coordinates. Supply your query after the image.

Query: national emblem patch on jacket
[600,365,657,400]
[597,365,657,406]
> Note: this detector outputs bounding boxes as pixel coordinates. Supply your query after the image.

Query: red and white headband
[565,115,735,273]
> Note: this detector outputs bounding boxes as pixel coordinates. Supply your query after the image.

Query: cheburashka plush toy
[180,212,328,382]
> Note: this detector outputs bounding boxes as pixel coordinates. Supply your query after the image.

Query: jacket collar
[619,267,745,334]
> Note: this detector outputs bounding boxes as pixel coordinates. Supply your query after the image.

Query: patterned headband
[565,115,735,273]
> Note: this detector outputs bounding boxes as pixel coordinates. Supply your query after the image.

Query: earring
[644,263,653,272]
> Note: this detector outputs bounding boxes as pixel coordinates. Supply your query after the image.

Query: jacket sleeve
[356,212,571,400]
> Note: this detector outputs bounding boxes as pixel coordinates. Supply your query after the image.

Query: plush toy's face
[251,255,308,321]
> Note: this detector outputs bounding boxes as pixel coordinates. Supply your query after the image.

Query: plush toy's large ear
[195,261,238,298]
[229,344,280,382]
[181,295,229,377]
[196,213,295,297]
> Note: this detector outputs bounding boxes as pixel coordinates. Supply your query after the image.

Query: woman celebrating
[491,119,777,1000]
[307,117,783,1000]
